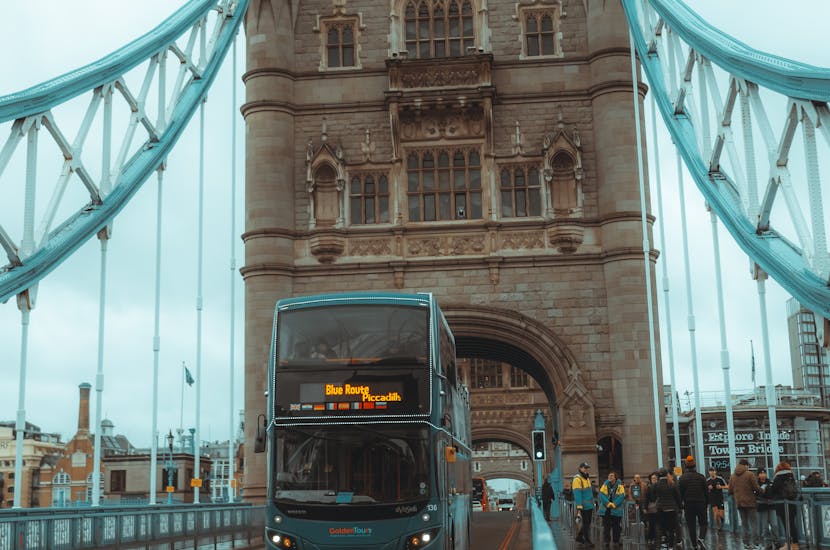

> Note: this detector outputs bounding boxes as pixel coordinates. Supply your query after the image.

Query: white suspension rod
[12,292,32,509]
[91,233,109,507]
[756,274,781,466]
[149,166,165,506]
[676,150,705,466]
[227,33,238,503]
[194,98,206,505]
[709,210,737,473]
[630,30,663,464]
[651,93,681,468]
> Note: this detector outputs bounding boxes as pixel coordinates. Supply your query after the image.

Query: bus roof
[275,292,433,311]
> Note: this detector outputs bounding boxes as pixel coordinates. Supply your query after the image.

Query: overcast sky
[0,1,826,448]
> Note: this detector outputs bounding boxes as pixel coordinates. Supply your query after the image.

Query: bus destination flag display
[293,381,405,412]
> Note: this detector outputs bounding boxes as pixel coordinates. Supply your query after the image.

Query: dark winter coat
[678,468,708,506]
[729,463,760,508]
[648,476,680,512]
[757,477,774,511]
[542,480,554,503]
[770,469,799,501]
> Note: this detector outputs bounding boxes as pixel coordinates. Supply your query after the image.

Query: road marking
[497,519,519,550]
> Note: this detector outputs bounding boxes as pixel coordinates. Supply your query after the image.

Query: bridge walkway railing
[556,488,830,550]
[0,503,264,550]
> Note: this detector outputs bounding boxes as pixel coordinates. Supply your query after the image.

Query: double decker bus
[263,292,471,550]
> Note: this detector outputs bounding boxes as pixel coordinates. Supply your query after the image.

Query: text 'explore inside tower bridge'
[0,0,828,549]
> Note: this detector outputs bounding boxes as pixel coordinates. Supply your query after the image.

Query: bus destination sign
[293,381,404,412]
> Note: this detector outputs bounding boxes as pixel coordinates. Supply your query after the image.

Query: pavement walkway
[536,517,783,550]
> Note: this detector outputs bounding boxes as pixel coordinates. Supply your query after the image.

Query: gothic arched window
[407,148,481,221]
[500,165,541,217]
[405,0,474,59]
[313,164,341,227]
[326,23,355,68]
[551,152,578,213]
[350,173,390,224]
[525,12,555,56]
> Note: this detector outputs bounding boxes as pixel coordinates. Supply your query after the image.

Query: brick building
[242,0,661,500]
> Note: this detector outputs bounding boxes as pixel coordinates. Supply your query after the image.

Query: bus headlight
[265,527,296,549]
[421,513,430,522]
[405,527,440,549]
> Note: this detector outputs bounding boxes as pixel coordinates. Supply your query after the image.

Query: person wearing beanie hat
[679,455,708,548]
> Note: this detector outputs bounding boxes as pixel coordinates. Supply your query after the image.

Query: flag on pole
[750,340,756,387]
[185,366,195,386]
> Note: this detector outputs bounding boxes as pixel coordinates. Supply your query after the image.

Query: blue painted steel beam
[0,0,249,303]
[646,0,830,102]
[622,0,830,320]
[0,0,215,123]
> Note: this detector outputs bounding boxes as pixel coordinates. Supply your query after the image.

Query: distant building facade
[787,298,830,408]
[0,422,63,508]
[2,383,245,507]
[665,385,830,481]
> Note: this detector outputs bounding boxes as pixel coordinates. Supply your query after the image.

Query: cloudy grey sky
[0,1,826,447]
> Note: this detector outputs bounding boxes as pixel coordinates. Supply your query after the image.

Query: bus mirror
[445,446,457,463]
[254,414,266,454]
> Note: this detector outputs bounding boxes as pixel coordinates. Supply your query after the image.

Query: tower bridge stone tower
[242,0,663,501]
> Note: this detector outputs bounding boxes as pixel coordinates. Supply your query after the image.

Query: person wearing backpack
[770,462,799,550]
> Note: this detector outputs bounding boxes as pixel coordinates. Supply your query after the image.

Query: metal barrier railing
[557,488,830,550]
[0,503,265,550]
[528,496,556,549]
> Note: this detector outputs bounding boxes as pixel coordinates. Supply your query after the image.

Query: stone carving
[501,231,544,250]
[504,393,532,405]
[400,106,484,141]
[306,126,347,229]
[399,68,480,88]
[408,235,486,257]
[549,224,585,254]
[542,110,584,217]
[450,235,485,255]
[310,233,346,264]
[360,129,376,162]
[566,402,587,429]
[349,238,392,256]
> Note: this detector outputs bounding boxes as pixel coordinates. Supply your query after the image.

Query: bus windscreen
[276,304,429,367]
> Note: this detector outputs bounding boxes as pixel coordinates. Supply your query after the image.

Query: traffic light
[532,429,546,461]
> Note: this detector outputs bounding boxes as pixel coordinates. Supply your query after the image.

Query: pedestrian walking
[599,471,626,548]
[729,459,761,549]
[757,468,779,549]
[770,462,799,550]
[706,467,728,530]
[646,472,659,546]
[574,462,596,546]
[542,477,555,522]
[678,456,708,549]
[649,467,681,549]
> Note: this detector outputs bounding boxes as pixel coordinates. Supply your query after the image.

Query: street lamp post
[165,430,176,505]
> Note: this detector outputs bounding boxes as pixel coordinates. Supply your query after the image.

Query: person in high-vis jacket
[599,471,626,547]
[573,462,596,546]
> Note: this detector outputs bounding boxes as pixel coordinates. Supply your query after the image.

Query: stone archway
[443,304,598,486]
